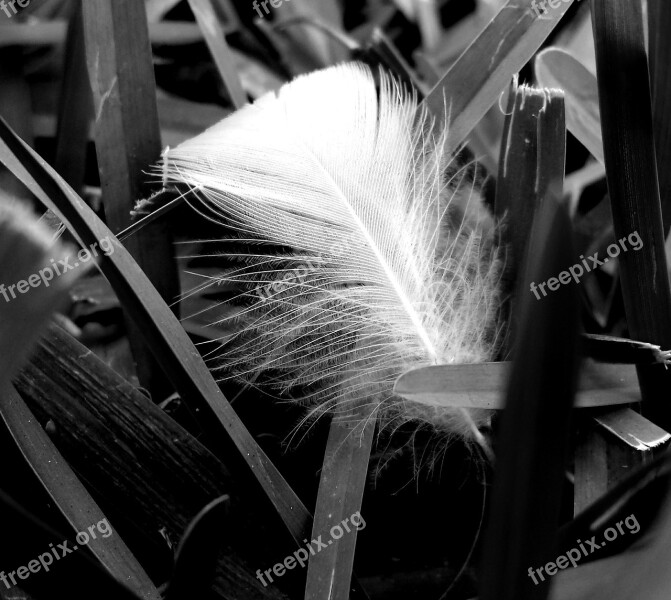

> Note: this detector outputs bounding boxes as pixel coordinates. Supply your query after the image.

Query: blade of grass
[0,202,145,600]
[0,48,33,199]
[186,0,247,109]
[495,82,566,354]
[54,0,91,195]
[15,324,286,599]
[164,496,230,600]
[393,360,640,410]
[0,21,208,46]
[550,483,671,600]
[534,48,604,164]
[280,0,347,65]
[0,384,160,600]
[648,0,671,236]
[591,0,671,428]
[82,0,180,398]
[0,116,312,545]
[362,28,427,96]
[414,0,441,52]
[0,486,144,600]
[592,408,670,451]
[581,334,671,365]
[422,0,575,154]
[562,444,671,549]
[479,197,581,600]
[304,404,374,600]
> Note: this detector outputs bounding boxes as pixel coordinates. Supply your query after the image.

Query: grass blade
[648,0,671,234]
[495,81,566,355]
[591,0,671,427]
[82,0,181,397]
[422,0,575,153]
[479,198,581,600]
[54,1,91,195]
[304,405,374,600]
[165,496,230,600]
[0,384,160,599]
[394,361,640,410]
[592,409,670,451]
[0,486,144,600]
[186,0,247,109]
[0,116,312,546]
[15,324,284,598]
[534,48,603,164]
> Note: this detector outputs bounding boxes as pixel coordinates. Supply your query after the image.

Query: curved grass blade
[0,384,160,599]
[0,485,144,600]
[0,116,312,545]
[165,496,230,600]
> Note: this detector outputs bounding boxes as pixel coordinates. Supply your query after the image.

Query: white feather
[161,63,505,450]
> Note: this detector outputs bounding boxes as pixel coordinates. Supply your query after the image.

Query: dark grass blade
[648,0,671,235]
[0,48,34,199]
[0,384,160,599]
[479,198,581,600]
[0,117,312,546]
[422,0,575,153]
[590,0,671,430]
[54,0,91,195]
[0,486,145,600]
[304,405,374,600]
[580,334,671,365]
[15,325,285,599]
[550,469,671,599]
[165,496,230,600]
[494,81,566,356]
[82,0,181,398]
[561,445,671,550]
[0,202,149,597]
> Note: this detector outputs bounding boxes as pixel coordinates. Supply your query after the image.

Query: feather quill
[160,63,505,455]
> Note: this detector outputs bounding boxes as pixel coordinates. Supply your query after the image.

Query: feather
[159,63,505,455]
